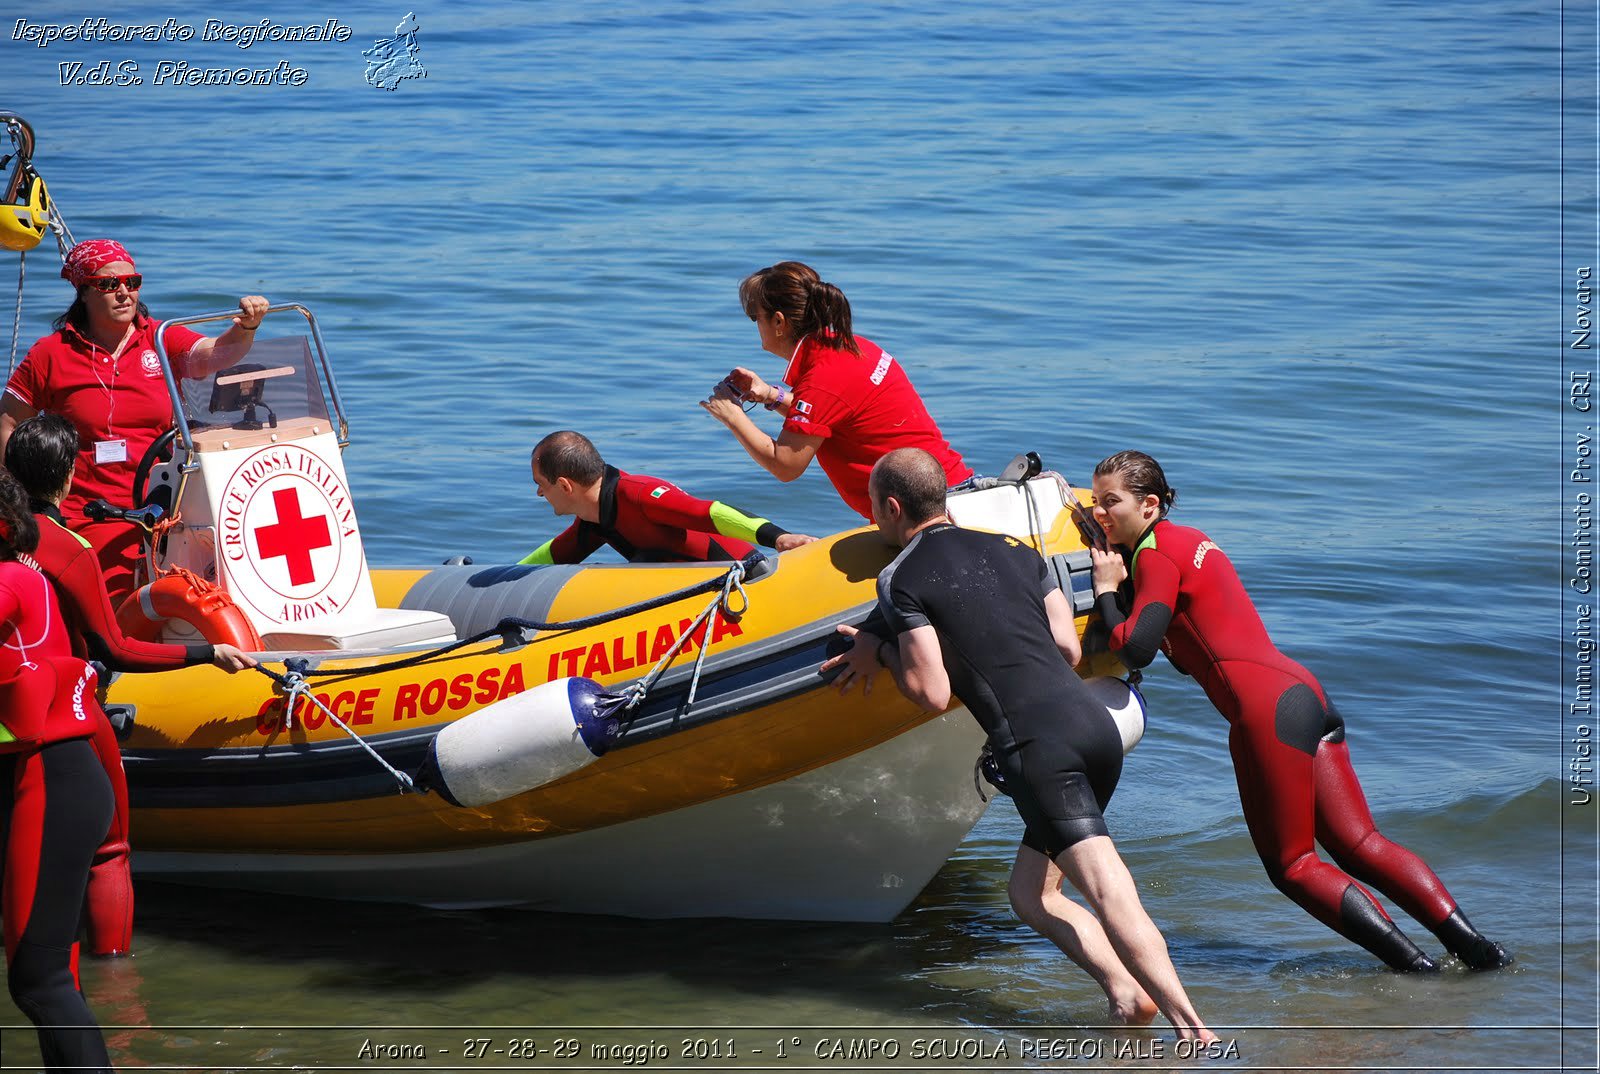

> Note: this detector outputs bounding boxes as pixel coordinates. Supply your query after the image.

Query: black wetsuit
[1,741,115,1073]
[878,524,1121,858]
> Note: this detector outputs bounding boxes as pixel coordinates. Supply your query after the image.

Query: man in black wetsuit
[821,447,1213,1039]
[518,431,814,565]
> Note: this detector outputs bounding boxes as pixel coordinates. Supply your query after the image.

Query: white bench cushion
[258,607,457,652]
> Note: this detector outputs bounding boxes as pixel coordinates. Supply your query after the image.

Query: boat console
[141,304,455,652]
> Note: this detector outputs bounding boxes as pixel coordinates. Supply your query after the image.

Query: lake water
[0,1,1589,1071]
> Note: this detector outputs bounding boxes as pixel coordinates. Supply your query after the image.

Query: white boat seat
[947,477,1069,538]
[258,607,457,652]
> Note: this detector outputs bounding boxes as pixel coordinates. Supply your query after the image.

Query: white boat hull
[135,708,990,922]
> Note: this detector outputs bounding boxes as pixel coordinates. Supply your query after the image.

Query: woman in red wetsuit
[0,470,116,1072]
[1089,450,1509,973]
[700,261,971,521]
[7,412,255,958]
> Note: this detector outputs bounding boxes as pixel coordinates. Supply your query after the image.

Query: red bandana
[61,239,135,289]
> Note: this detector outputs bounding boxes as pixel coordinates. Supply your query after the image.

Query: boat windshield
[176,316,332,434]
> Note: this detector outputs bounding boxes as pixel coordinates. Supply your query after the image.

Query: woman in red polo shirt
[0,239,269,604]
[701,261,970,521]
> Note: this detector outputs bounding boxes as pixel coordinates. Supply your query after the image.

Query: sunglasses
[83,273,142,293]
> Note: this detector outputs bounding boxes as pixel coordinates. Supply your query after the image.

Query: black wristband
[238,323,258,331]
[876,639,894,667]
[1094,590,1127,630]
[755,521,788,547]
[185,644,215,666]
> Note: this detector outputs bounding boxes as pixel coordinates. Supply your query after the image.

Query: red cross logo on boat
[253,487,332,586]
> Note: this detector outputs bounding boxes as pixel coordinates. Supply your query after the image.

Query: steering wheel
[132,428,178,510]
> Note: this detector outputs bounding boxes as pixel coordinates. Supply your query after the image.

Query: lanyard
[86,324,136,440]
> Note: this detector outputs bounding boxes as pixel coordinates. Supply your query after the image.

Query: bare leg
[1008,844,1158,1025]
[1055,836,1216,1042]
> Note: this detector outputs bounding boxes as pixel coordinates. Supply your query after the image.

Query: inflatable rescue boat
[104,304,1129,922]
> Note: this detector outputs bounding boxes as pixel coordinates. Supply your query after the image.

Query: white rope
[6,209,75,378]
[275,668,417,793]
[6,248,22,378]
[1024,473,1044,552]
[260,556,755,790]
[48,202,74,253]
[613,560,750,714]
[1048,470,1107,550]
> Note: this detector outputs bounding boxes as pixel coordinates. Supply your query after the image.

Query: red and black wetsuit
[0,560,115,1072]
[25,500,215,957]
[1098,518,1505,971]
[525,467,783,565]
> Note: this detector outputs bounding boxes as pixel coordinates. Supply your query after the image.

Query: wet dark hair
[5,412,79,501]
[1094,450,1178,516]
[532,430,606,486]
[738,261,860,356]
[53,294,151,335]
[0,471,40,560]
[870,448,948,525]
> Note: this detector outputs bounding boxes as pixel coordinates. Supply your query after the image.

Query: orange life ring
[115,570,263,650]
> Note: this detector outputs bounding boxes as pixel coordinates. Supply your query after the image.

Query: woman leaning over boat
[1089,449,1510,973]
[7,412,256,959]
[701,261,971,520]
[0,469,116,1073]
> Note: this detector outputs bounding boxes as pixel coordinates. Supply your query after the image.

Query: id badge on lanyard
[95,439,127,465]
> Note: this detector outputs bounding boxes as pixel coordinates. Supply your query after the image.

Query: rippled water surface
[0,1,1582,1070]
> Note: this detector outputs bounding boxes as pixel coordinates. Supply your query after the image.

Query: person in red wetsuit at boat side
[700,261,972,521]
[517,430,815,565]
[1088,449,1510,973]
[6,412,256,958]
[0,238,270,606]
[0,469,116,1073]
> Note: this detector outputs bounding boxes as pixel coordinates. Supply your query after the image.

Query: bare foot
[1108,992,1159,1026]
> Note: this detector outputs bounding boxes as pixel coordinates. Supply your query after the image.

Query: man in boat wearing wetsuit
[518,430,815,565]
[819,447,1214,1041]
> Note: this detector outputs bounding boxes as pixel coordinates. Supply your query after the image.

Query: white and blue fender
[1082,675,1147,754]
[976,675,1148,799]
[422,677,620,808]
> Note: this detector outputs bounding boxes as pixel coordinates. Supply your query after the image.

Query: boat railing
[153,302,350,476]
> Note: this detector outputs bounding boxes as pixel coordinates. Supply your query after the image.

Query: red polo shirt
[781,335,971,519]
[5,315,204,521]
